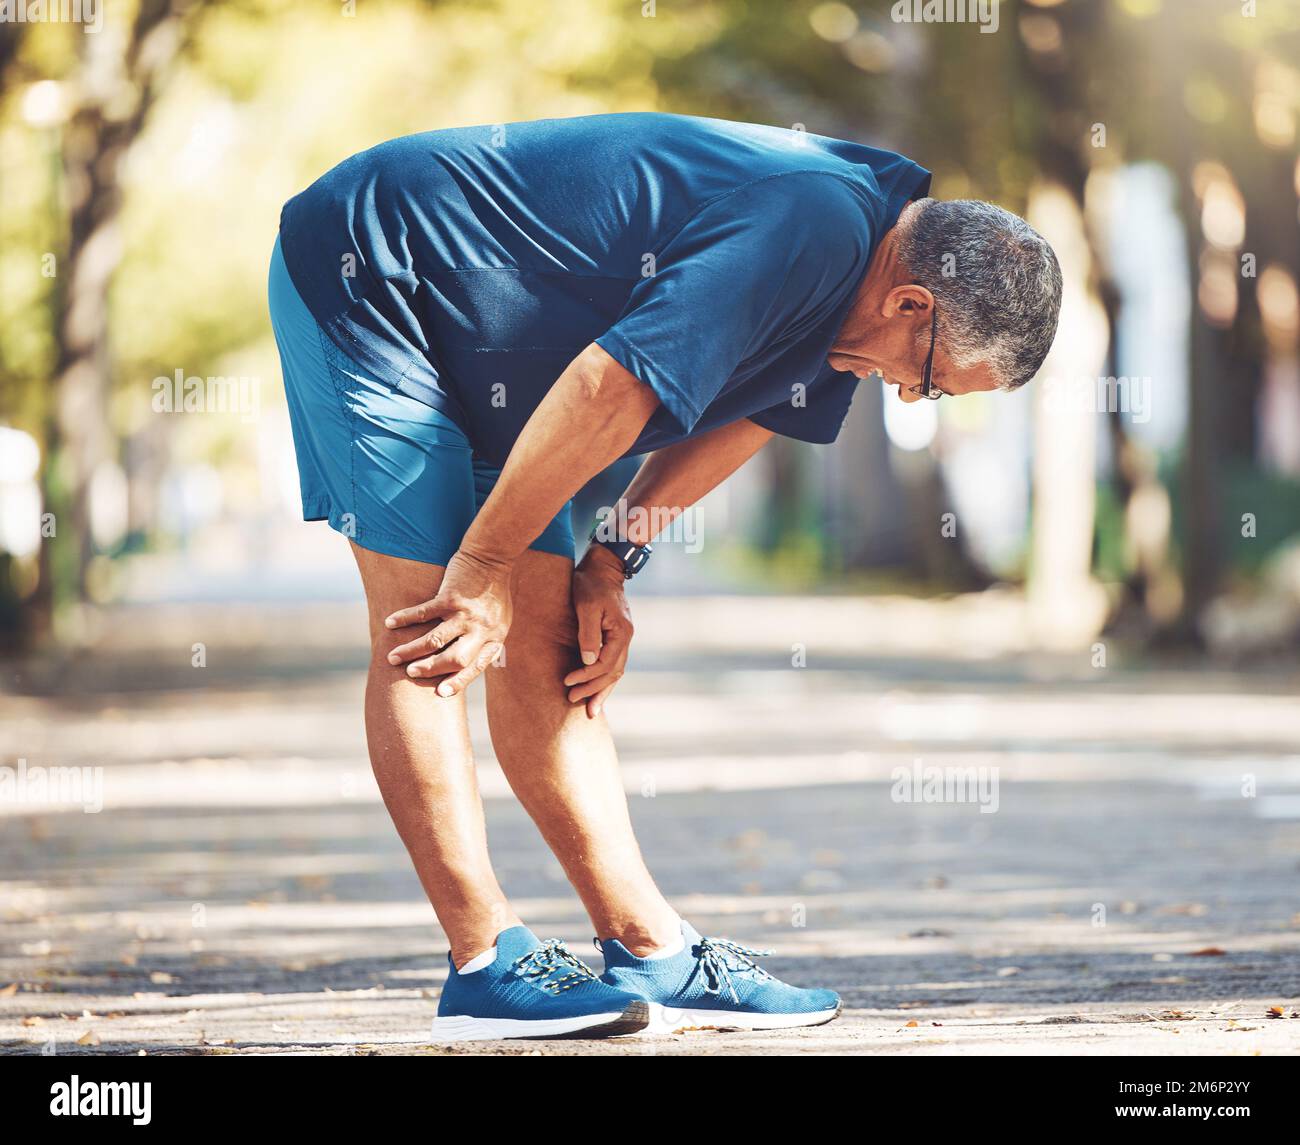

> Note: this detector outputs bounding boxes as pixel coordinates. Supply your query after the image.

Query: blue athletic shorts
[267,236,574,566]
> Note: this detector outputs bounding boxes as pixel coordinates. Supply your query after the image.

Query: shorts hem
[527,537,577,562]
[334,518,458,566]
[299,500,573,566]
[300,496,456,566]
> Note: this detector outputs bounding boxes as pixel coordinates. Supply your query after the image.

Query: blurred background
[0,0,1298,653]
[3,0,1300,1055]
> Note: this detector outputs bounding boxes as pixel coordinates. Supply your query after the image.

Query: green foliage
[1171,463,1300,577]
[1,0,1298,631]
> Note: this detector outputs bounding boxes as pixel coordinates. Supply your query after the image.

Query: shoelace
[512,939,601,995]
[695,936,774,1003]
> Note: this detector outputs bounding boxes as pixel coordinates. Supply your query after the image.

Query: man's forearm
[593,417,774,549]
[459,343,661,566]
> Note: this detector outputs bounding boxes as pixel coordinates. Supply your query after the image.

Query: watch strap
[587,532,653,578]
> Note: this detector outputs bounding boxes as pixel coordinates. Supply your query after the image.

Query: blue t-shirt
[278,112,930,467]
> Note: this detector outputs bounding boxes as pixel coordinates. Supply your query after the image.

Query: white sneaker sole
[430,1000,649,1042]
[646,1001,842,1033]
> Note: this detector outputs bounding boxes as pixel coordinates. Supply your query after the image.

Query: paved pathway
[3,616,1299,1055]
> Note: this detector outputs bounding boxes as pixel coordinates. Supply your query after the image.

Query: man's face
[827,343,1003,403]
[828,285,1005,402]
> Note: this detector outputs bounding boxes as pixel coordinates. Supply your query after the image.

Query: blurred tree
[1,0,202,641]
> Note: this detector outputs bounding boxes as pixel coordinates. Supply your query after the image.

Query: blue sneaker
[431,925,649,1041]
[599,921,841,1033]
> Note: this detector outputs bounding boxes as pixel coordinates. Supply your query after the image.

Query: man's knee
[349,542,447,679]
[486,596,577,694]
[499,552,582,670]
[363,626,443,692]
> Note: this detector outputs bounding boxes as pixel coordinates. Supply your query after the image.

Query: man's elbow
[572,343,661,420]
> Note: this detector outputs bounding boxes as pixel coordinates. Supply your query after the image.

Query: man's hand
[383,548,513,697]
[564,545,634,718]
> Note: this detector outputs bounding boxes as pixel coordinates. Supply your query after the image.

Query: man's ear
[882,283,934,319]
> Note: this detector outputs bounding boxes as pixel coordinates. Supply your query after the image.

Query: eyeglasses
[905,305,945,401]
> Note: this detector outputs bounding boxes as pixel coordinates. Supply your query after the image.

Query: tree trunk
[37,1,195,622]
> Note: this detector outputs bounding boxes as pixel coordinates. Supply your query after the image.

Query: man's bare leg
[350,543,521,967]
[484,549,680,956]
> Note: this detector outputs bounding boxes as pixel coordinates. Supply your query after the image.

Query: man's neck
[835,209,910,350]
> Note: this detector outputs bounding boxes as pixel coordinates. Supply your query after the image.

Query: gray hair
[895,198,1062,390]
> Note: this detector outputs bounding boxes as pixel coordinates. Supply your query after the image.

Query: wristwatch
[587,523,653,579]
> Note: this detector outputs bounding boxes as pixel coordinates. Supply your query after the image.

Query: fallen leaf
[149,971,175,985]
[725,828,768,851]
[905,1020,919,1028]
[0,982,19,997]
[194,954,228,968]
[20,1016,42,1027]
[1190,947,1226,957]
[296,874,332,893]
[1266,1006,1287,1019]
[76,1030,100,1047]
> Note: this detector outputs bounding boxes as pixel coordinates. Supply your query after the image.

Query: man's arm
[590,417,774,550]
[463,343,662,566]
[564,416,773,716]
[382,342,660,694]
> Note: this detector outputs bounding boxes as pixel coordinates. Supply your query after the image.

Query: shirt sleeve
[748,364,860,444]
[595,171,873,435]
